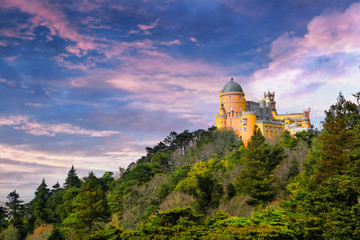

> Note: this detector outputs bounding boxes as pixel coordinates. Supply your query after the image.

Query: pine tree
[76,172,109,230]
[315,92,360,181]
[51,182,62,195]
[235,127,284,205]
[5,190,23,222]
[5,190,26,238]
[64,165,81,188]
[33,179,50,225]
[0,206,7,232]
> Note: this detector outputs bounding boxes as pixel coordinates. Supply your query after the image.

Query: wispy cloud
[0,115,120,137]
[138,18,160,35]
[0,78,16,86]
[190,37,197,42]
[160,40,181,46]
[0,0,96,54]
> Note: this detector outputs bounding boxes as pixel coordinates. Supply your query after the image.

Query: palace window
[275,127,278,133]
[279,128,282,133]
[239,96,242,100]
[230,106,233,111]
[240,127,242,131]
[270,126,273,132]
[243,118,247,125]
[229,96,232,100]
[239,119,242,123]
[234,128,236,132]
[244,127,247,132]
[240,107,242,111]
[266,126,269,132]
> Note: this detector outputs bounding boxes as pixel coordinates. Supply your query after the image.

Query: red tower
[264,91,277,113]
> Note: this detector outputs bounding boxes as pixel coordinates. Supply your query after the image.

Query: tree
[5,190,23,223]
[76,172,109,230]
[0,206,7,231]
[5,190,26,239]
[315,92,360,181]
[235,127,284,205]
[50,182,62,195]
[33,179,50,226]
[174,130,194,154]
[64,165,81,188]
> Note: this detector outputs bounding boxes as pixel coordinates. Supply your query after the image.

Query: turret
[216,102,227,129]
[259,97,265,108]
[264,91,277,113]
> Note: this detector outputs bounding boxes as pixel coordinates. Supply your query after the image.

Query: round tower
[220,77,246,115]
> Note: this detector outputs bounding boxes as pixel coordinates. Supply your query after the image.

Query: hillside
[1,92,360,240]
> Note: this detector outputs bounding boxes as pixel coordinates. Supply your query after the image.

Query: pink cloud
[102,39,155,59]
[190,37,197,42]
[0,115,120,137]
[1,0,97,54]
[129,29,140,34]
[160,40,181,46]
[247,2,360,124]
[138,18,160,35]
[5,56,18,62]
[53,54,92,71]
[0,40,8,47]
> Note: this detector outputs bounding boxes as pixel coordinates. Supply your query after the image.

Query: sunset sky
[1,0,360,203]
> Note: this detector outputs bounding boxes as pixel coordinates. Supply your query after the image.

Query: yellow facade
[215,78,311,146]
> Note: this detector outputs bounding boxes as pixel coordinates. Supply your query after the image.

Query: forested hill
[1,92,360,240]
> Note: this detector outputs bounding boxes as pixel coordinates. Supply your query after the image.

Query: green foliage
[286,175,360,239]
[0,224,20,240]
[226,183,236,200]
[175,159,225,213]
[235,127,285,205]
[86,226,123,240]
[168,165,191,191]
[287,157,300,181]
[33,179,50,226]
[55,187,80,222]
[5,190,28,239]
[47,228,65,240]
[152,207,201,228]
[315,92,360,181]
[108,163,157,214]
[64,166,81,189]
[75,172,110,230]
[0,206,7,232]
[294,130,315,147]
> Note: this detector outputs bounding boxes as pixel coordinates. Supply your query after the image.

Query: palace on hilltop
[215,78,312,146]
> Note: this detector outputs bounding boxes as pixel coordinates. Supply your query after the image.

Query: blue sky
[1,0,360,203]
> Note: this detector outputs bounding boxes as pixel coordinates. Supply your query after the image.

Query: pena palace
[215,78,312,146]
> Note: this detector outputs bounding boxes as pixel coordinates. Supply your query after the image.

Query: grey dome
[222,78,243,92]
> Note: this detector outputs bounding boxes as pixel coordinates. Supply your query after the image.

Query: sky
[1,0,360,204]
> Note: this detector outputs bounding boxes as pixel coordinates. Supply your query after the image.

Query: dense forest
[1,92,360,240]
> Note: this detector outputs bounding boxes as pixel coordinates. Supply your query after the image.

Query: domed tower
[219,77,246,115]
[215,77,246,130]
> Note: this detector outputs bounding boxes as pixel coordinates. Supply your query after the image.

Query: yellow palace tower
[215,78,312,146]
